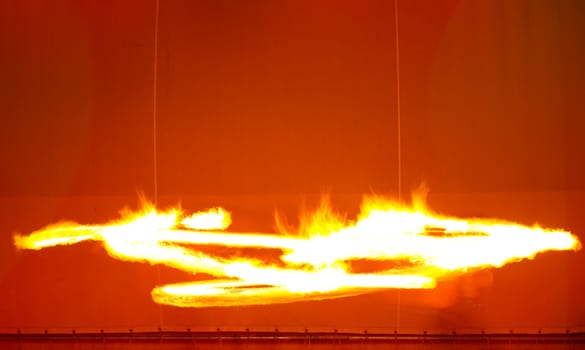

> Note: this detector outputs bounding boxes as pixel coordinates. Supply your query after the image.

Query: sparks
[13,195,580,307]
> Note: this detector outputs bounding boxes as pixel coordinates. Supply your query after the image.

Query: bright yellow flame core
[14,197,580,307]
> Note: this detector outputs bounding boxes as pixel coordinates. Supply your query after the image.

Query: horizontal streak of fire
[14,196,581,307]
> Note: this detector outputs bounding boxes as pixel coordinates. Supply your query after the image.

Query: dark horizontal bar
[1,331,584,344]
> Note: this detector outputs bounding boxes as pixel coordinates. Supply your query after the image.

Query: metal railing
[1,328,584,345]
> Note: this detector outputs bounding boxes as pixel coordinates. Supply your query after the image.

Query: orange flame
[13,195,580,307]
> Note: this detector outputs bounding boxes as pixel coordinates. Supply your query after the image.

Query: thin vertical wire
[153,0,164,330]
[394,0,402,333]
[394,0,402,202]
[153,0,159,206]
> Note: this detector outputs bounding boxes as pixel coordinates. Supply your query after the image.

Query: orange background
[0,0,584,331]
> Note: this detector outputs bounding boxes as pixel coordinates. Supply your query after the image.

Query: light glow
[14,195,580,307]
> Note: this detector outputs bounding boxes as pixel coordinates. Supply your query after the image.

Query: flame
[13,195,580,307]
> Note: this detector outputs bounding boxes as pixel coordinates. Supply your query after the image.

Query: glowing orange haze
[14,195,580,307]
